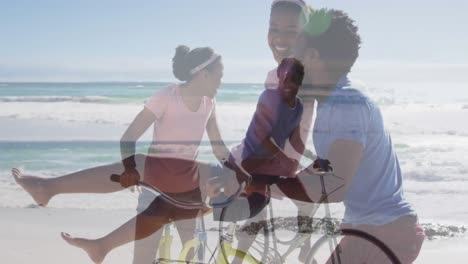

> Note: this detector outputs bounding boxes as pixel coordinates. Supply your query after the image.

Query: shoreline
[0,116,130,142]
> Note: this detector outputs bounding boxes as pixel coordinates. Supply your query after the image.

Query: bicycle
[215,160,402,264]
[111,158,401,264]
[110,162,253,264]
[152,214,208,264]
[152,211,260,264]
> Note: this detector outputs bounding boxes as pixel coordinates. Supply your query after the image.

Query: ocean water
[0,81,467,226]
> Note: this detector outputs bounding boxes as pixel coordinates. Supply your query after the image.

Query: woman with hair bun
[12,45,231,264]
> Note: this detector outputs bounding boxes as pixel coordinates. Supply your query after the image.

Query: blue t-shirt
[313,76,415,225]
[242,89,303,160]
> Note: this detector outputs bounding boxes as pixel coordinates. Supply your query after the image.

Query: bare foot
[11,168,53,206]
[61,232,107,264]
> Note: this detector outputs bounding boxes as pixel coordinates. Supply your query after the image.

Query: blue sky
[1,0,467,82]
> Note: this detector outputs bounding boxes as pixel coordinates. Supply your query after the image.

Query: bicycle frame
[179,215,207,263]
[274,172,343,262]
[113,167,392,264]
[154,217,261,264]
[158,224,173,261]
[110,172,250,264]
[215,222,261,264]
[216,171,345,264]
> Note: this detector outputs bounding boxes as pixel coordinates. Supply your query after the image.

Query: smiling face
[268,9,303,63]
[278,67,300,103]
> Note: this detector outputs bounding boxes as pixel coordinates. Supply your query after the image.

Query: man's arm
[241,137,283,172]
[241,118,298,176]
[290,125,316,161]
[299,97,369,202]
[325,139,363,202]
[296,139,363,203]
[240,100,282,172]
[289,125,305,157]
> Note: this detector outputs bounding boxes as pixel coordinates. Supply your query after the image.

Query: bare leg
[12,154,146,206]
[62,212,169,264]
[174,217,198,261]
[132,188,161,264]
[130,191,199,264]
[131,212,200,263]
[132,228,162,264]
[62,186,201,264]
[232,208,267,264]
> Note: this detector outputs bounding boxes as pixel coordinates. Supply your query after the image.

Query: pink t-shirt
[144,84,215,160]
[143,84,215,192]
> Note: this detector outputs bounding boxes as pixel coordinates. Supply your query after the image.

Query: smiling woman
[268,0,309,64]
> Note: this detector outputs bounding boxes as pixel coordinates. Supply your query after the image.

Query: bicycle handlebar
[110,174,246,210]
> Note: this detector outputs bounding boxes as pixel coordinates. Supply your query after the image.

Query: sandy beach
[1,207,466,263]
[0,208,137,264]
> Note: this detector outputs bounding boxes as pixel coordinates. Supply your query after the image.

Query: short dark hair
[301,9,361,79]
[277,57,305,86]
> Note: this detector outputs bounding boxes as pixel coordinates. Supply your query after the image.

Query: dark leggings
[218,174,314,222]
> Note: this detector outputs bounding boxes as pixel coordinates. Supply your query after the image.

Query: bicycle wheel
[305,228,401,264]
[217,205,281,264]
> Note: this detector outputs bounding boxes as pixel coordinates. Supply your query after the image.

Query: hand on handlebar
[119,168,140,188]
[313,158,333,172]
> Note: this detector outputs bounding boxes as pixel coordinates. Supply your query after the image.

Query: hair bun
[173,45,191,81]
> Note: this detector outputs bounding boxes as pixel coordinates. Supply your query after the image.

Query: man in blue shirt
[294,8,425,263]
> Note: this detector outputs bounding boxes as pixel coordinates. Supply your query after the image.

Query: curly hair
[301,9,362,79]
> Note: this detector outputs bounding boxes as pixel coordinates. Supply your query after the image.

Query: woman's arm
[297,139,362,203]
[119,107,156,187]
[206,106,231,162]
